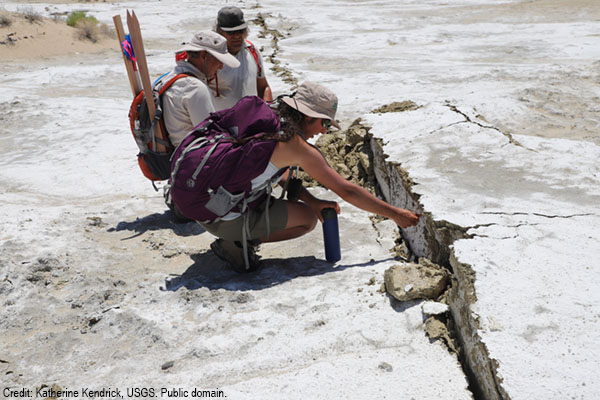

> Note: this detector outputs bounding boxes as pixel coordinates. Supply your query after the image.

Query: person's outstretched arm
[271,136,419,228]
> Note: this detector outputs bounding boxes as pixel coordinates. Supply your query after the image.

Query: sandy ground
[0,10,115,60]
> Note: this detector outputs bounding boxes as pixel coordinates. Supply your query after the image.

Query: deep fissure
[253,13,505,400]
[300,115,509,399]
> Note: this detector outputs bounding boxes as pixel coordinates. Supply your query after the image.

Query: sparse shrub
[0,12,13,27]
[66,11,97,28]
[76,19,100,43]
[99,22,116,39]
[19,7,43,24]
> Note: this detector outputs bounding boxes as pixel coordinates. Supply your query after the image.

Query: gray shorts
[201,196,288,242]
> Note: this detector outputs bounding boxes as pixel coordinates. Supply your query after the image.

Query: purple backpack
[170,96,284,224]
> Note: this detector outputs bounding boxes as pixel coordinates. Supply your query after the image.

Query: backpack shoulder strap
[156,73,192,95]
[245,40,262,76]
[150,73,193,150]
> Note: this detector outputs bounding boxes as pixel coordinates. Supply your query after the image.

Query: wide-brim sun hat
[217,6,248,31]
[280,82,341,129]
[178,31,240,68]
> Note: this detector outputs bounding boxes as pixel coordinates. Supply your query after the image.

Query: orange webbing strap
[154,73,192,147]
[245,40,262,76]
[156,73,191,95]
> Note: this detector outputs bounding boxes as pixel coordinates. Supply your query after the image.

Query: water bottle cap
[322,208,336,219]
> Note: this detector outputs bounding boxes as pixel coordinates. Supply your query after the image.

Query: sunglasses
[321,119,332,129]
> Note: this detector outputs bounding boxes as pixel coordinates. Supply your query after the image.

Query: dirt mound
[0,11,115,61]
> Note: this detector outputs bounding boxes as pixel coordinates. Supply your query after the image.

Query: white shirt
[211,42,266,111]
[160,61,216,147]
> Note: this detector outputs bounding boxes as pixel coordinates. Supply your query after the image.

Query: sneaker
[210,239,262,273]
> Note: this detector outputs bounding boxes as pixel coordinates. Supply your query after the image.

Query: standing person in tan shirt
[211,6,273,110]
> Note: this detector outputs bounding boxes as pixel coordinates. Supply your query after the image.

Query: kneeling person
[170,82,419,272]
[159,31,239,220]
[159,30,239,147]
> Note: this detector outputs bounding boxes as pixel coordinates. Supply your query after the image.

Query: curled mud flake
[422,301,450,316]
[372,101,420,114]
[299,119,378,194]
[425,316,458,353]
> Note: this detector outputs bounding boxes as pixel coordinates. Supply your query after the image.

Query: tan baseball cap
[280,82,341,129]
[178,31,240,68]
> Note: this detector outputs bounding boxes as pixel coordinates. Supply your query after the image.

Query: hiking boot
[163,183,194,223]
[171,204,194,224]
[210,239,262,273]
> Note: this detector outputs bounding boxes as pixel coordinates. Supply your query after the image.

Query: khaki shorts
[201,196,288,242]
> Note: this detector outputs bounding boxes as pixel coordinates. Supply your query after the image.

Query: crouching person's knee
[296,202,318,232]
[287,201,317,233]
[305,211,318,232]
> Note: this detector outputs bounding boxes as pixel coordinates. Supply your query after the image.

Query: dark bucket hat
[217,6,248,31]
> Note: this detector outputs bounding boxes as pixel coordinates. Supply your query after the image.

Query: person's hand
[392,208,420,228]
[307,198,340,223]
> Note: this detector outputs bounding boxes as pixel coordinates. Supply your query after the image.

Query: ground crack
[467,222,539,230]
[444,102,533,151]
[479,211,594,219]
[252,13,298,87]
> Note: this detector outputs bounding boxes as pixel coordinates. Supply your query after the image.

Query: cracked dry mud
[3,1,598,399]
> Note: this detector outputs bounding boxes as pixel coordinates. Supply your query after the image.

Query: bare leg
[260,201,317,243]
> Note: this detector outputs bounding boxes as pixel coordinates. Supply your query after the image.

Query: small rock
[378,362,393,372]
[161,361,174,370]
[231,292,254,304]
[86,216,107,227]
[384,261,449,301]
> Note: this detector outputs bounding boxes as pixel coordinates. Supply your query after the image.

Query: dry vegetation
[1,8,116,59]
[0,12,13,27]
[19,7,44,24]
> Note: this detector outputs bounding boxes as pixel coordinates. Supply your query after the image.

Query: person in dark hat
[212,6,273,110]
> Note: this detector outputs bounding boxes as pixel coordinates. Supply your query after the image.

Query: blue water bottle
[322,208,341,262]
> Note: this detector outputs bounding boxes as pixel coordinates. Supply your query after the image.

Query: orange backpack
[128,73,190,181]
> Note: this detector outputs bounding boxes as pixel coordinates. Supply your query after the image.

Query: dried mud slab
[372,101,420,114]
[299,118,378,194]
[384,259,450,302]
